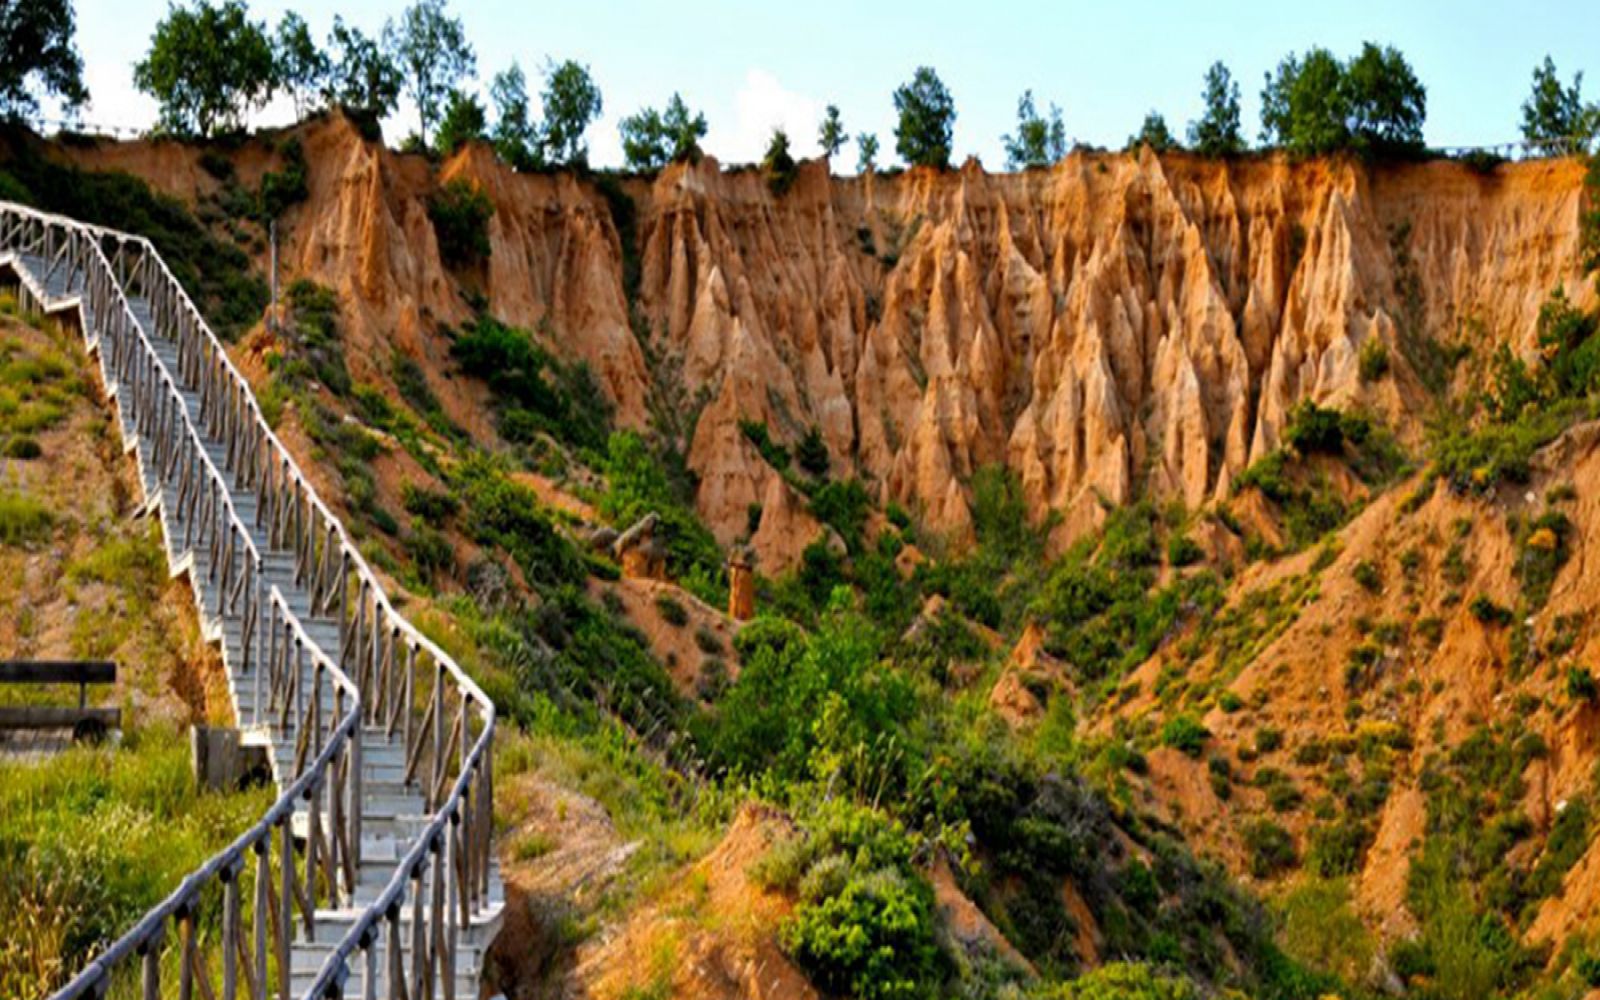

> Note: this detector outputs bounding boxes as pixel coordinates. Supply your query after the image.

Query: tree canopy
[818,104,845,158]
[321,17,400,136]
[0,0,88,118]
[1188,61,1243,156]
[893,66,955,169]
[273,12,327,120]
[1521,57,1596,153]
[489,63,540,170]
[618,92,706,171]
[540,59,602,166]
[1344,42,1427,150]
[1127,111,1177,153]
[435,87,484,155]
[134,0,275,138]
[384,0,474,145]
[1260,42,1425,155]
[1003,90,1066,169]
[856,132,879,173]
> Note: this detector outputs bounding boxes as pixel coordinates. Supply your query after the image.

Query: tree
[0,0,88,117]
[818,104,845,157]
[489,63,540,170]
[1260,47,1349,154]
[322,17,400,135]
[1127,110,1176,152]
[1003,89,1066,169]
[1521,56,1592,153]
[618,92,706,171]
[856,132,879,172]
[540,59,602,166]
[385,0,475,145]
[1344,42,1426,151]
[893,66,955,168]
[435,87,484,155]
[134,0,276,138]
[763,127,798,195]
[273,12,327,121]
[1188,61,1243,156]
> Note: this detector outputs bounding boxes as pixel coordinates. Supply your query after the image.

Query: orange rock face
[50,117,1595,560]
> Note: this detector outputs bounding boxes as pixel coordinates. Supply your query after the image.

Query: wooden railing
[1,200,497,999]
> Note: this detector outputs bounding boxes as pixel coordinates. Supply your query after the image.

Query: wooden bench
[0,660,119,742]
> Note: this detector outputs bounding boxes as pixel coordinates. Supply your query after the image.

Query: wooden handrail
[1,197,498,999]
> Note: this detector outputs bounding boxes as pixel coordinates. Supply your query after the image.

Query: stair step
[4,218,504,1000]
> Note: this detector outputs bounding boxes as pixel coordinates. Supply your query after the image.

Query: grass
[0,488,54,545]
[0,726,273,998]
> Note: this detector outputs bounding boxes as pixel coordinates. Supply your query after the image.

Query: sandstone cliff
[52,116,1596,568]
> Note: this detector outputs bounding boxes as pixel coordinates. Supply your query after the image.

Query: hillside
[5,113,1600,1000]
[0,301,270,997]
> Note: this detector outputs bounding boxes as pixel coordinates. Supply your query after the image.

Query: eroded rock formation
[55,116,1595,561]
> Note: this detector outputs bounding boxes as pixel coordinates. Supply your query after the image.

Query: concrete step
[4,235,507,1000]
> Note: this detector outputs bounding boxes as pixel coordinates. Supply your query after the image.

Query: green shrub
[1305,819,1375,877]
[404,521,454,580]
[1358,337,1390,382]
[0,489,53,544]
[1255,726,1284,753]
[1166,534,1203,566]
[1243,819,1297,878]
[401,483,459,522]
[428,179,494,266]
[1043,962,1200,999]
[809,479,872,553]
[693,625,723,656]
[654,593,689,627]
[768,802,941,1000]
[1352,559,1382,593]
[1159,714,1208,757]
[1515,511,1571,609]
[258,138,309,219]
[451,316,611,451]
[739,419,790,472]
[1469,595,1513,627]
[3,435,43,459]
[796,426,830,477]
[1566,666,1598,704]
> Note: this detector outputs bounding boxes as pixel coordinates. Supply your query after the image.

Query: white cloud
[717,69,823,164]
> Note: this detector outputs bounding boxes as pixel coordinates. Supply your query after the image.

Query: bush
[694,625,723,656]
[1469,595,1514,627]
[428,179,494,267]
[1243,819,1297,878]
[1566,666,1598,704]
[0,489,53,544]
[258,138,308,219]
[451,316,611,451]
[768,802,942,1000]
[1305,819,1375,877]
[1166,534,1203,567]
[3,436,43,459]
[1359,338,1390,382]
[739,419,790,472]
[654,593,689,627]
[401,484,459,522]
[1044,963,1200,999]
[1159,714,1209,757]
[796,426,830,477]
[1353,559,1382,593]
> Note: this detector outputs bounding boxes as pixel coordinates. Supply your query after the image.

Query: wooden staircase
[2,204,502,1000]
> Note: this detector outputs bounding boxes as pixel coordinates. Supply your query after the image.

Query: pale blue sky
[69,0,1600,169]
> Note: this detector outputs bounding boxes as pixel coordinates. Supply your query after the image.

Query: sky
[61,0,1600,169]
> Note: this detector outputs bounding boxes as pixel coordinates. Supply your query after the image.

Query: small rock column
[728,548,755,621]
